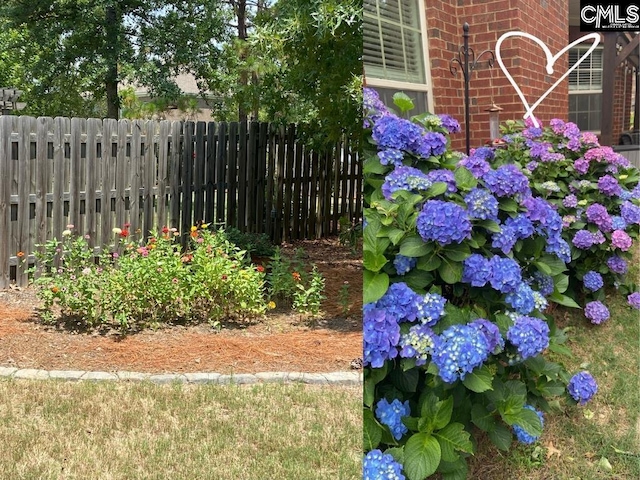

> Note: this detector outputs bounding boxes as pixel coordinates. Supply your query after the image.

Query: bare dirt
[0,237,362,374]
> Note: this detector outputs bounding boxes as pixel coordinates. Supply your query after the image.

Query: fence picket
[85,119,99,247]
[0,117,10,287]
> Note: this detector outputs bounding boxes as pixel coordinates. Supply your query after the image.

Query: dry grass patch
[0,381,361,480]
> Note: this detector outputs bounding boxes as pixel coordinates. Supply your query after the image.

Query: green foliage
[221,227,276,258]
[338,216,362,255]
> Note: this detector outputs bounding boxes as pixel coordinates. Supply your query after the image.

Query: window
[364,0,431,113]
[568,47,603,131]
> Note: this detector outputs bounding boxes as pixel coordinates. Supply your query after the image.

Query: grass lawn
[470,259,640,479]
[0,381,361,480]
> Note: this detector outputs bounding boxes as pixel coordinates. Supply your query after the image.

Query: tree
[0,0,231,118]
[251,0,362,146]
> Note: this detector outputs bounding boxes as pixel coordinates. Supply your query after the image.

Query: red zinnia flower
[256,265,265,273]
[120,229,129,238]
[292,272,301,282]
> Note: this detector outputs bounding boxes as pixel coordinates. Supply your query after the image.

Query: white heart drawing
[495,31,601,128]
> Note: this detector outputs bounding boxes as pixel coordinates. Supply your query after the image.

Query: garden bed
[0,237,362,375]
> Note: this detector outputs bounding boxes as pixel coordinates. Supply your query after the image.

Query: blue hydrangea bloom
[531,271,555,297]
[567,371,598,405]
[462,254,492,287]
[545,235,572,263]
[363,88,389,129]
[375,398,411,440]
[459,155,490,178]
[363,304,400,368]
[532,291,548,311]
[506,214,535,239]
[492,226,518,254]
[393,254,417,276]
[621,200,640,224]
[438,114,461,134]
[470,146,495,161]
[464,188,499,220]
[382,166,432,200]
[483,164,530,198]
[378,149,404,167]
[611,215,628,230]
[426,169,457,193]
[363,449,405,480]
[607,255,628,274]
[417,200,471,245]
[507,316,550,359]
[432,324,490,383]
[372,115,424,154]
[584,300,610,324]
[572,230,595,249]
[469,319,504,354]
[505,283,536,314]
[399,324,438,366]
[513,405,544,444]
[583,271,604,292]
[376,283,421,323]
[417,132,448,157]
[489,256,522,294]
[415,293,447,326]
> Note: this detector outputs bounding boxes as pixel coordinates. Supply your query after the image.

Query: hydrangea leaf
[363,270,389,304]
[461,365,494,393]
[392,92,415,113]
[498,198,519,213]
[385,446,405,465]
[533,261,552,275]
[438,258,463,284]
[378,226,405,246]
[363,155,388,175]
[433,422,473,462]
[454,166,477,190]
[549,292,581,308]
[438,458,469,480]
[477,219,501,233]
[554,273,569,293]
[488,423,513,451]
[503,407,543,438]
[399,235,434,257]
[390,366,419,393]
[426,181,448,198]
[471,403,496,432]
[363,251,388,273]
[404,432,442,480]
[417,252,442,272]
[363,409,383,451]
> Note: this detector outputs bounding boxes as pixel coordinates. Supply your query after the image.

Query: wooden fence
[0,116,361,287]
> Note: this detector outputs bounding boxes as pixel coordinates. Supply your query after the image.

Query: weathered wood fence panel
[0,117,360,287]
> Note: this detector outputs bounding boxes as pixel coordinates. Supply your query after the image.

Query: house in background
[364,0,638,154]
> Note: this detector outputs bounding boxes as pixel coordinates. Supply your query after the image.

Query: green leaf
[378,226,406,246]
[502,407,543,438]
[385,447,405,465]
[417,252,442,272]
[363,251,388,272]
[434,423,474,462]
[539,255,567,275]
[478,219,502,233]
[363,409,383,451]
[404,433,442,480]
[534,261,552,275]
[433,396,454,431]
[438,458,469,480]
[426,182,448,198]
[471,403,496,432]
[399,235,434,257]
[438,258,462,284]
[363,155,388,175]
[462,365,494,393]
[393,92,415,113]
[363,270,389,304]
[454,167,477,190]
[554,274,569,293]
[390,367,420,393]
[499,198,519,213]
[488,423,512,451]
[549,292,581,309]
[442,243,471,262]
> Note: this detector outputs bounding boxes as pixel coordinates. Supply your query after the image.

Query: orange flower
[190,230,199,238]
[292,272,301,282]
[181,254,193,263]
[16,251,24,258]
[120,229,129,238]
[51,286,59,294]
[256,265,265,273]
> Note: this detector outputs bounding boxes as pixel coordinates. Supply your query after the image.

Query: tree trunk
[105,5,120,119]
[237,0,248,122]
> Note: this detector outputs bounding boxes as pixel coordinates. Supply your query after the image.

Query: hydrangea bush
[362,90,598,480]
[490,118,640,319]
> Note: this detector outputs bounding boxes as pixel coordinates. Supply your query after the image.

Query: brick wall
[425,0,568,152]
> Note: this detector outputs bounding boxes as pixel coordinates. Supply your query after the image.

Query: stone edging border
[0,367,362,386]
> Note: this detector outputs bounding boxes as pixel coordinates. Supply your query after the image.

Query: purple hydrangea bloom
[572,230,595,249]
[607,255,628,274]
[483,164,530,198]
[375,398,410,440]
[469,146,495,161]
[438,114,461,133]
[584,146,630,167]
[372,115,424,154]
[586,203,613,232]
[382,166,432,200]
[567,372,598,405]
[462,254,492,287]
[426,169,457,193]
[464,188,499,220]
[363,449,405,480]
[632,183,640,199]
[378,149,404,167]
[526,160,539,171]
[399,323,438,365]
[458,155,490,178]
[584,300,610,324]
[418,132,448,158]
[531,271,555,297]
[581,131,599,145]
[621,201,640,224]
[583,271,603,292]
[563,194,578,208]
[363,88,389,129]
[513,405,544,444]
[550,118,566,134]
[506,316,550,359]
[489,256,522,294]
[592,230,606,245]
[611,229,633,251]
[393,254,417,276]
[545,235,572,263]
[415,293,447,326]
[505,283,537,314]
[417,200,471,245]
[492,225,518,254]
[523,127,543,139]
[470,319,505,354]
[376,282,420,322]
[574,158,590,174]
[432,324,490,383]
[597,175,622,196]
[506,214,535,239]
[363,304,400,368]
[628,292,640,309]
